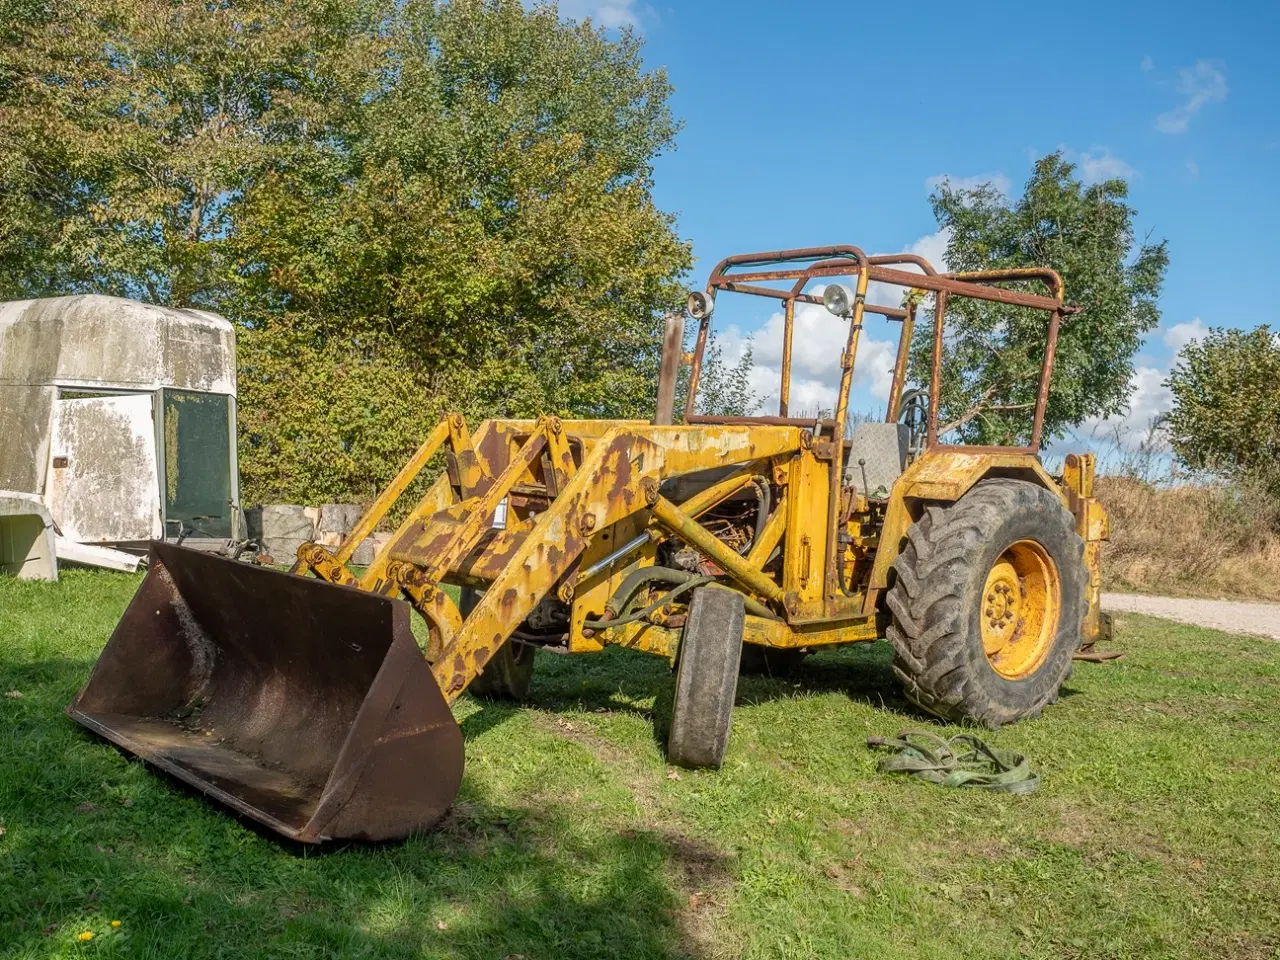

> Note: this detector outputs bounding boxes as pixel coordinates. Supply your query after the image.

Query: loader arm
[297,415,807,702]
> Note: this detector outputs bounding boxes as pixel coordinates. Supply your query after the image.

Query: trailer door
[47,395,162,543]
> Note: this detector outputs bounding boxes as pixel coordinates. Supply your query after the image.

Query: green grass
[2,570,1279,959]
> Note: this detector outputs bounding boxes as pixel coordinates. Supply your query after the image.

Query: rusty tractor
[69,244,1110,843]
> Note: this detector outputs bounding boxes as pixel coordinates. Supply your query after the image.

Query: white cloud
[1163,317,1207,353]
[1072,318,1208,450]
[718,289,898,417]
[553,0,643,27]
[1186,159,1200,178]
[866,229,951,309]
[926,172,1011,197]
[1141,55,1154,72]
[1112,365,1173,431]
[1074,146,1137,184]
[1072,365,1173,453]
[1156,60,1228,134]
[907,229,949,272]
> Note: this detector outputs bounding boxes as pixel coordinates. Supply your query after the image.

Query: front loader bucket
[67,542,463,843]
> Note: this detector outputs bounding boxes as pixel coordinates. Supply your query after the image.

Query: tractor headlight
[687,291,715,320]
[822,283,855,318]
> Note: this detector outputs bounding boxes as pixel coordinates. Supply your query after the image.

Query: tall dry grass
[1097,475,1280,601]
[1060,422,1280,601]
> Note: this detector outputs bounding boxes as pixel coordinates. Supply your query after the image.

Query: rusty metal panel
[654,313,684,426]
[69,543,463,843]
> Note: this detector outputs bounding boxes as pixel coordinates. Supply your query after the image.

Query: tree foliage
[1,0,691,504]
[1165,325,1280,498]
[913,153,1168,446]
[689,335,757,418]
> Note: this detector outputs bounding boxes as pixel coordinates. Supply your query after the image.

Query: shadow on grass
[502,638,936,756]
[522,636,914,711]
[514,638,1090,734]
[0,657,718,959]
[1,574,938,960]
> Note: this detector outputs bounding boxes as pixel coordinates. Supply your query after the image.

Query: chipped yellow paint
[1059,452,1111,647]
[287,405,1109,704]
[980,538,1061,679]
[867,448,1065,596]
[568,513,654,653]
[782,444,829,614]
[900,451,1062,503]
[604,611,881,659]
[743,612,881,649]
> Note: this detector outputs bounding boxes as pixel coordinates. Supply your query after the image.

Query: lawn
[2,570,1278,960]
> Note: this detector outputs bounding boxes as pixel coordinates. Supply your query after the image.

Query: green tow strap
[867,731,1040,794]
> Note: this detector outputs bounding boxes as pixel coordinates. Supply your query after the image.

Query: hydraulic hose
[742,478,770,554]
[582,576,713,629]
[602,566,698,618]
[587,565,777,627]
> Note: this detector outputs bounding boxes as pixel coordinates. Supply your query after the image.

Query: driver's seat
[843,423,910,498]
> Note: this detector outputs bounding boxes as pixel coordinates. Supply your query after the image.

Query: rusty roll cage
[683,244,1069,458]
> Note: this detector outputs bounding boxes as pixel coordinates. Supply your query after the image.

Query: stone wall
[246,504,392,567]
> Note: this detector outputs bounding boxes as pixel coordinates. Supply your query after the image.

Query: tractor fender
[865,450,1064,603]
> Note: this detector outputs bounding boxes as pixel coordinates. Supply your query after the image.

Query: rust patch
[500,588,519,614]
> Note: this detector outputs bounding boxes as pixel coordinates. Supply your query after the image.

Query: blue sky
[559,0,1280,463]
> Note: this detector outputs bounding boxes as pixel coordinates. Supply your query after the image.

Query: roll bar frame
[684,244,1070,457]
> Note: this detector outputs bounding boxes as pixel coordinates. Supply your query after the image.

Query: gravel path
[1103,593,1280,641]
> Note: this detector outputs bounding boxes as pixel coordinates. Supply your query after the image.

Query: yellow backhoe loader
[68,245,1110,843]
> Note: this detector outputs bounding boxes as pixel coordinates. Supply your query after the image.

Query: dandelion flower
[77,931,94,941]
[110,920,122,928]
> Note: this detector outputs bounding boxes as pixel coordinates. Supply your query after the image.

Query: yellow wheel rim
[980,539,1061,680]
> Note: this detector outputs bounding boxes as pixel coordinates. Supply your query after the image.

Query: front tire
[459,588,537,701]
[886,479,1086,727]
[668,586,745,768]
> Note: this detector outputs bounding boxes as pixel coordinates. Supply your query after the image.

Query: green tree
[1,0,691,504]
[915,153,1168,446]
[689,335,757,417]
[1165,325,1280,497]
[0,0,379,304]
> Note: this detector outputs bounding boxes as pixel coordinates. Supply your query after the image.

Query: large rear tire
[886,479,1086,728]
[459,588,536,701]
[668,586,745,769]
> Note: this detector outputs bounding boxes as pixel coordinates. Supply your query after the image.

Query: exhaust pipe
[68,542,463,843]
